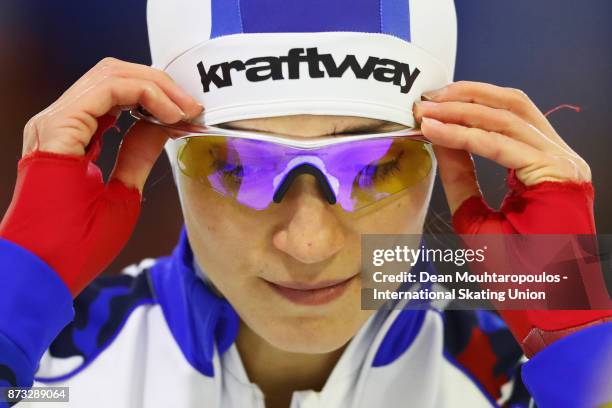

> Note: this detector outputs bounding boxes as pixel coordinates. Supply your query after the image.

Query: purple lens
[177,136,432,212]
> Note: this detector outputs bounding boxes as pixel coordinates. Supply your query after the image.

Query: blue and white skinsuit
[0,228,610,407]
[2,0,612,405]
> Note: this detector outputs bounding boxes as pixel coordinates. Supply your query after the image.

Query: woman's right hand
[23,57,202,174]
[0,57,202,296]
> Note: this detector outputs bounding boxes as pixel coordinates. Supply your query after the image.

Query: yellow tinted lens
[350,139,432,207]
[177,136,243,197]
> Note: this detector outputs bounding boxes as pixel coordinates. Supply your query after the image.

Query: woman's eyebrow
[329,122,400,136]
[219,121,401,136]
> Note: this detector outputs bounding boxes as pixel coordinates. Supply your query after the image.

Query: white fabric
[165,32,449,127]
[27,269,495,408]
[147,0,213,71]
[147,0,457,127]
[409,0,457,78]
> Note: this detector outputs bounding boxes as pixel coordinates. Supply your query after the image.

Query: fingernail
[415,100,438,109]
[421,117,444,127]
[179,109,187,120]
[422,87,446,101]
[413,101,437,119]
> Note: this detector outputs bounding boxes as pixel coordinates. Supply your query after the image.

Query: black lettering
[374,59,421,93]
[372,59,399,83]
[397,64,421,94]
[305,48,325,78]
[225,60,246,76]
[321,54,379,79]
[196,48,421,93]
[197,61,229,92]
[245,57,283,81]
[284,48,307,79]
[197,60,245,92]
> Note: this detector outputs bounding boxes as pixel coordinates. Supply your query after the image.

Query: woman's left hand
[413,81,611,358]
[413,80,591,215]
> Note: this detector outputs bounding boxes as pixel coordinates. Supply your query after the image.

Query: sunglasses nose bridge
[273,163,337,206]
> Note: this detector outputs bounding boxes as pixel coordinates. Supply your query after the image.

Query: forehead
[221,115,405,138]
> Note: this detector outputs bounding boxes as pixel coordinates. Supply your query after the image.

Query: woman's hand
[413,81,610,357]
[414,80,590,215]
[1,58,202,296]
[23,57,202,191]
[414,80,596,235]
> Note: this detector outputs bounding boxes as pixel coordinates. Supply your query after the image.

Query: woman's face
[179,115,435,354]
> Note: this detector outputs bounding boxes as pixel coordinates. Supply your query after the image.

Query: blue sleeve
[522,322,612,408]
[0,238,74,407]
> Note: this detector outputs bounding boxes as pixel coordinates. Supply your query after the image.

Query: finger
[109,121,169,193]
[58,58,203,119]
[421,116,545,170]
[93,58,203,118]
[86,77,187,125]
[432,145,483,214]
[28,77,189,157]
[422,81,562,143]
[414,100,567,154]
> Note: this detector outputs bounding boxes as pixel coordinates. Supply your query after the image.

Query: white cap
[147,0,457,127]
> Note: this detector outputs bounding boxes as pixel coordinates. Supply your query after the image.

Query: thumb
[433,145,483,213]
[432,146,499,234]
[109,120,169,193]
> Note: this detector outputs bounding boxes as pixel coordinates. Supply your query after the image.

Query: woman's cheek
[349,177,433,235]
[179,179,263,288]
[180,176,264,242]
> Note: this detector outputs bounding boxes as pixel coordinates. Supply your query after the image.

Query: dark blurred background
[1,0,611,273]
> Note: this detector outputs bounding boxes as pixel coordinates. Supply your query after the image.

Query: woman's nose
[272,176,345,264]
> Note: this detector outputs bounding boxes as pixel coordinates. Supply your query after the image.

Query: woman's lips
[265,275,358,306]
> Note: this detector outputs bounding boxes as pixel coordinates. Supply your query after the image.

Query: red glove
[416,81,611,358]
[0,115,141,296]
[452,170,611,357]
[0,58,202,297]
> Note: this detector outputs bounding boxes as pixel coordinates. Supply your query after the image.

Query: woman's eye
[372,160,401,180]
[212,159,244,181]
[356,154,403,187]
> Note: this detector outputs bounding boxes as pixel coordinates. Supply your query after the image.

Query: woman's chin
[257,310,373,354]
[266,330,352,354]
